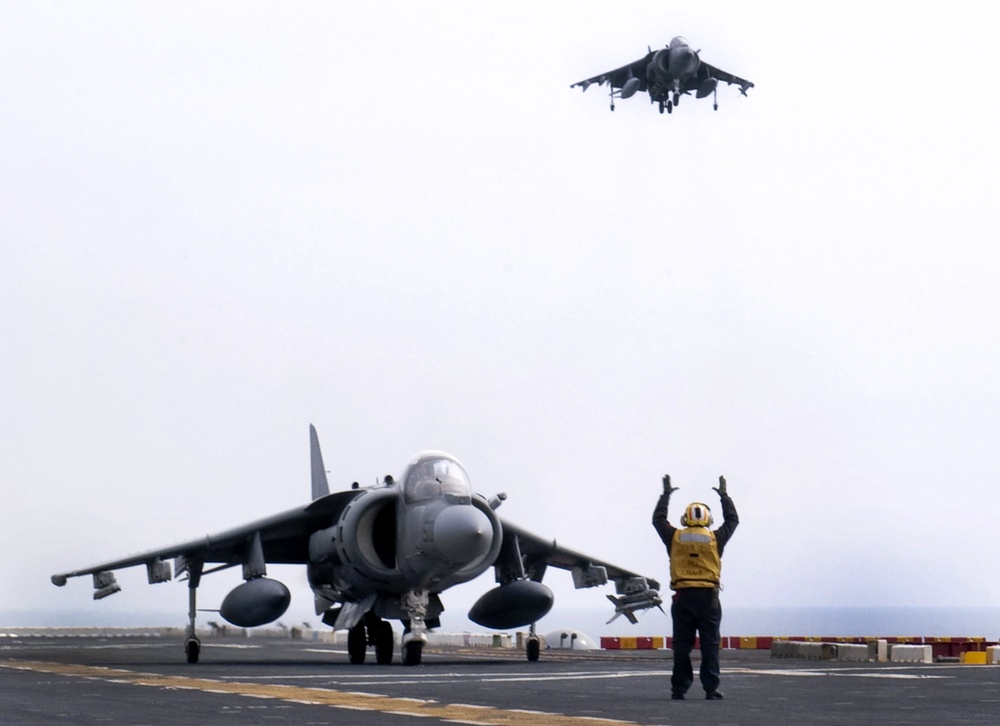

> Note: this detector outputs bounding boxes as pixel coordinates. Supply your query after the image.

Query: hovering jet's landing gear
[713,87,718,111]
[526,622,540,662]
[658,100,664,114]
[347,613,396,665]
[673,92,680,107]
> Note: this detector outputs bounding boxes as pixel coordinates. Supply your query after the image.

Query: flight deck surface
[2,634,997,725]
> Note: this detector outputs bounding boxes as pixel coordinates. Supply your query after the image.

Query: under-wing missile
[605,589,664,625]
[93,571,121,600]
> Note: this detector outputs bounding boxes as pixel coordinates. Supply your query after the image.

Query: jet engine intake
[220,577,291,628]
[335,487,399,584]
[468,580,554,629]
[648,49,671,79]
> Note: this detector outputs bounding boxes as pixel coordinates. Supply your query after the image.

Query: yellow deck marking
[1,660,635,725]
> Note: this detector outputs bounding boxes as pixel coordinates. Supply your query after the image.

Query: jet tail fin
[310,424,330,500]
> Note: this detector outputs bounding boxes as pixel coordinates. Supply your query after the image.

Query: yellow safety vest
[670,526,722,590]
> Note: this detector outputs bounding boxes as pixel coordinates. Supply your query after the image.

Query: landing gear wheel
[673,92,680,106]
[658,101,665,114]
[375,621,394,665]
[610,103,615,112]
[526,637,540,662]
[185,638,201,664]
[403,640,423,666]
[348,623,367,665]
[713,102,718,111]
[667,100,673,114]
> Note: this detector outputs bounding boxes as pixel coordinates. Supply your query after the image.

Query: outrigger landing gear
[526,622,540,662]
[184,561,203,664]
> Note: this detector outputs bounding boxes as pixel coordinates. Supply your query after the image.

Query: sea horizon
[5,605,1000,640]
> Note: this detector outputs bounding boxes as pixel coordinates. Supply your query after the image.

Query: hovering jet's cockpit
[402,452,473,504]
[670,36,689,49]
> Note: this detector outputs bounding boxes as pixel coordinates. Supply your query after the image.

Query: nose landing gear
[401,589,430,666]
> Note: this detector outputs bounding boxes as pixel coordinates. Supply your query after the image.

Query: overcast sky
[3,1,1000,636]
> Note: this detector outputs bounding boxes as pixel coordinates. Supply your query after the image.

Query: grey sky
[3,2,999,633]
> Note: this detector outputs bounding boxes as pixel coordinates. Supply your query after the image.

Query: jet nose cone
[434,505,493,564]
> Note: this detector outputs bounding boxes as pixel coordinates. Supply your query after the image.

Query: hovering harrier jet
[572,36,754,114]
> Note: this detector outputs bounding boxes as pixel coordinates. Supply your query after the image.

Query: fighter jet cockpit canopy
[401,451,473,504]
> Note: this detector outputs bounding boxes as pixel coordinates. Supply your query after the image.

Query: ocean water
[5,606,1000,640]
[721,606,1000,638]
[536,606,1000,640]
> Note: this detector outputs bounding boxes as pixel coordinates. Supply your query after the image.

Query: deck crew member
[652,474,739,700]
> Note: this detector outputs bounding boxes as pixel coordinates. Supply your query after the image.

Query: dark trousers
[670,588,722,695]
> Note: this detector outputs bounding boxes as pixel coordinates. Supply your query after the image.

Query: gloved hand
[713,475,728,498]
[662,474,679,497]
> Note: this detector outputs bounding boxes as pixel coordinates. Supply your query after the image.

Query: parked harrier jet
[571,36,754,114]
[52,426,661,666]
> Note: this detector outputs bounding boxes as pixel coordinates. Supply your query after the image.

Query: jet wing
[500,518,659,589]
[570,52,653,92]
[699,61,754,95]
[51,490,360,587]
[498,518,662,624]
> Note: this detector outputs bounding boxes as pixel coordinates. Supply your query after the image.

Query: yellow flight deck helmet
[681,502,713,527]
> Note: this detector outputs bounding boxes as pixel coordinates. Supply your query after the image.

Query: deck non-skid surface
[2,635,998,725]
